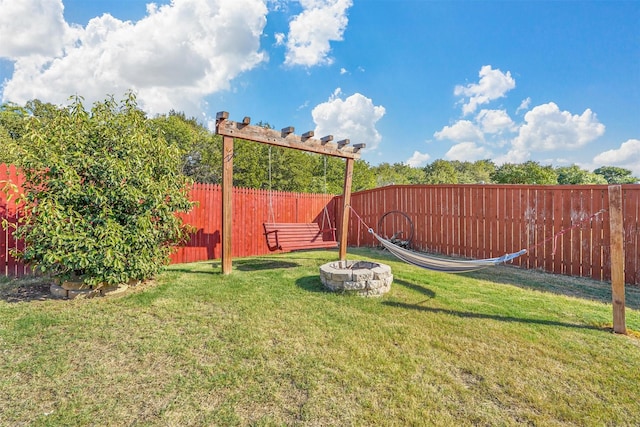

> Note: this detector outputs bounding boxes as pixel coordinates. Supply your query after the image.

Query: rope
[525,209,606,256]
[347,204,375,235]
[267,146,275,223]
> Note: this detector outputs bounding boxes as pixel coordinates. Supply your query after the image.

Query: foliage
[492,161,558,184]
[5,93,193,286]
[557,165,607,184]
[352,159,377,191]
[0,103,28,164]
[151,111,222,184]
[373,162,424,186]
[423,159,459,184]
[594,166,639,184]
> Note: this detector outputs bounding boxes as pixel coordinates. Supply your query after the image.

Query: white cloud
[433,120,483,143]
[405,151,430,167]
[454,65,516,115]
[311,88,385,151]
[0,0,73,58]
[444,142,491,162]
[274,32,286,46]
[475,109,515,134]
[493,149,530,165]
[516,97,531,114]
[267,0,288,12]
[593,139,640,176]
[0,0,268,116]
[340,67,347,75]
[513,102,605,152]
[284,0,352,67]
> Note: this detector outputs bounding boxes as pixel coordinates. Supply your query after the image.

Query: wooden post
[608,185,626,334]
[221,135,234,275]
[339,158,354,260]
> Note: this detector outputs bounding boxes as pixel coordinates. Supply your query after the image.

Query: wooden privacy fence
[1,163,336,275]
[2,163,639,285]
[0,164,28,277]
[338,184,640,285]
[170,184,337,264]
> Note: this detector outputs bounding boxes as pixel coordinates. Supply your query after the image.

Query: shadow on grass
[347,247,640,311]
[460,266,640,311]
[383,300,608,332]
[165,263,222,275]
[165,258,301,274]
[394,278,436,298]
[295,275,328,293]
[235,258,301,271]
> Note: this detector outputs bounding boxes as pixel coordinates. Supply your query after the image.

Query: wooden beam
[216,117,361,159]
[242,116,251,125]
[281,126,295,136]
[339,157,355,260]
[320,135,333,144]
[608,185,626,334]
[301,131,314,140]
[221,135,234,275]
[337,139,350,148]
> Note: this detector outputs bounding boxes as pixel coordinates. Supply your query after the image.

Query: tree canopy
[594,166,639,184]
[2,100,638,192]
[3,94,193,286]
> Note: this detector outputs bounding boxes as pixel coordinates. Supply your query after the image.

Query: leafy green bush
[9,93,193,286]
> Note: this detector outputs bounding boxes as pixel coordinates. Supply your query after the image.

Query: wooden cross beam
[215,112,364,160]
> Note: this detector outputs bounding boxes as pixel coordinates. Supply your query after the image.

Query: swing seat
[263,223,338,252]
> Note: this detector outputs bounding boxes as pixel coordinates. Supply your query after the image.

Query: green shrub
[10,93,193,286]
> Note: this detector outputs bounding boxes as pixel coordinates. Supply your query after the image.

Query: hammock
[371,230,527,273]
[348,204,603,274]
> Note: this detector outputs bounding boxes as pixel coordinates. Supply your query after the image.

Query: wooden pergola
[215,112,365,275]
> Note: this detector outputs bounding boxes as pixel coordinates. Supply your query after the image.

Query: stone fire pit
[319,260,393,297]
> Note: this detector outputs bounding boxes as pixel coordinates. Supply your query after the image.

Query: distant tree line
[1,100,638,194]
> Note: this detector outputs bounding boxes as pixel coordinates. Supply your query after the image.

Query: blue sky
[1,0,639,175]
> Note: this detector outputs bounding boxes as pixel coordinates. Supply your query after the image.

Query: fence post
[608,185,626,334]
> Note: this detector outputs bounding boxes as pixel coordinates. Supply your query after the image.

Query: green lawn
[1,248,639,426]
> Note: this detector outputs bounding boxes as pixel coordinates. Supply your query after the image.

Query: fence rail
[2,164,639,285]
[338,184,639,285]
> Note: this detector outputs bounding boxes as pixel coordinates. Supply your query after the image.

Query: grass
[1,247,639,426]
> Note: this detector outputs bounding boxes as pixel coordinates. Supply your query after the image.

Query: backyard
[1,248,639,426]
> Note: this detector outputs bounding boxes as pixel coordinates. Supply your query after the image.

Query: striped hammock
[371,231,528,273]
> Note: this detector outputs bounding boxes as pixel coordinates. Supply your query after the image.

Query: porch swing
[263,148,338,252]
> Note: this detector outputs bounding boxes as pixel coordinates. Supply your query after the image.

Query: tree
[492,161,558,184]
[455,160,496,184]
[556,165,607,184]
[0,103,30,164]
[151,112,222,184]
[7,93,193,286]
[423,160,458,184]
[594,166,639,184]
[352,159,377,192]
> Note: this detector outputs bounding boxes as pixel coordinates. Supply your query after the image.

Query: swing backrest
[263,222,337,252]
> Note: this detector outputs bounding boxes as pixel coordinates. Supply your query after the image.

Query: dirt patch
[0,278,57,303]
[0,277,156,303]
